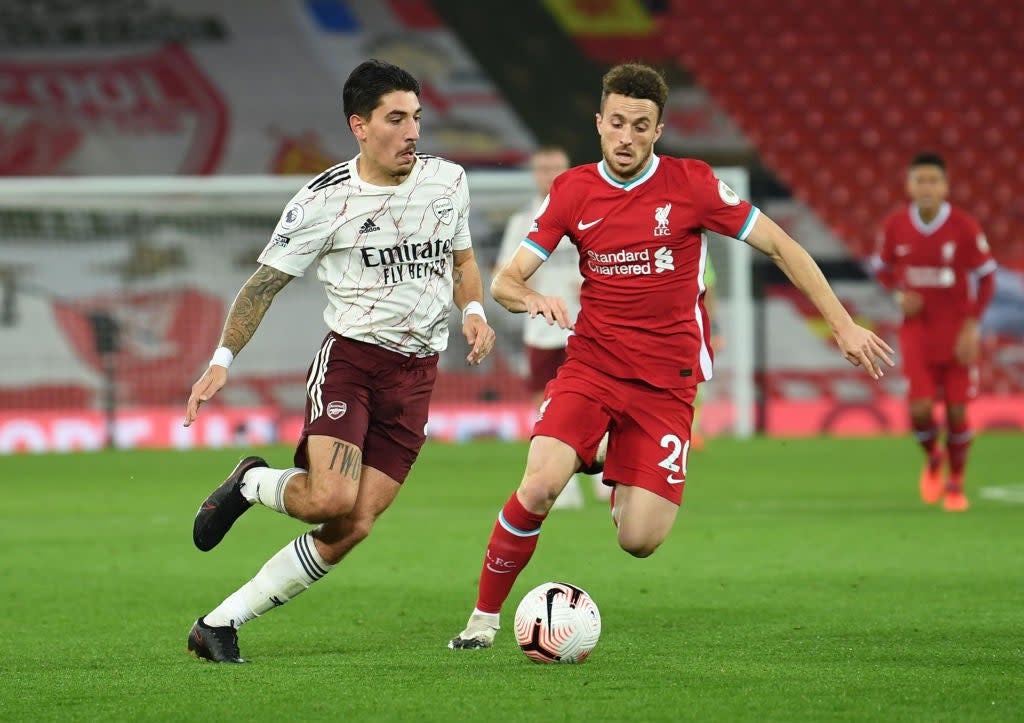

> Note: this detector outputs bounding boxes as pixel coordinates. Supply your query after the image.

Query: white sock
[471,608,500,626]
[204,532,333,628]
[240,467,303,515]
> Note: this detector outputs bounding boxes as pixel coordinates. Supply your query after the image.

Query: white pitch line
[979,484,1024,504]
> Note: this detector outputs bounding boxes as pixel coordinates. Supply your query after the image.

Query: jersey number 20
[658,434,689,485]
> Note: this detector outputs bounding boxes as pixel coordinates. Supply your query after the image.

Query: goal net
[0,169,754,452]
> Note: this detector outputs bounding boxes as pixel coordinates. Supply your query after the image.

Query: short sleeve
[960,215,996,275]
[689,161,760,241]
[452,172,473,251]
[524,176,572,261]
[258,190,333,277]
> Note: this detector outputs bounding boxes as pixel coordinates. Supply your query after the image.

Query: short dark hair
[342,59,420,121]
[600,63,669,120]
[909,152,946,172]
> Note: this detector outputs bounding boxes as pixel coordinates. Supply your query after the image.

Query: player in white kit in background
[182,59,496,663]
[495,146,608,509]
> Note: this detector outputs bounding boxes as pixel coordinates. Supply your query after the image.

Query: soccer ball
[513,582,601,663]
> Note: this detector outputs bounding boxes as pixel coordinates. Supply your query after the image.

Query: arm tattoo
[329,441,363,479]
[453,267,464,286]
[220,265,293,354]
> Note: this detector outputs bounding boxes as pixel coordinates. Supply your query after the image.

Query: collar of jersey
[597,154,659,191]
[350,154,417,191]
[909,201,951,236]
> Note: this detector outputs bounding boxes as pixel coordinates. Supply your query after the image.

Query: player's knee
[619,539,660,558]
[616,531,663,558]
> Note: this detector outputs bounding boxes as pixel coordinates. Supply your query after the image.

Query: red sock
[475,493,546,614]
[912,419,940,465]
[946,422,972,489]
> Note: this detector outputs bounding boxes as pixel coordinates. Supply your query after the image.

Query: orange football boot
[943,473,968,512]
[919,452,944,504]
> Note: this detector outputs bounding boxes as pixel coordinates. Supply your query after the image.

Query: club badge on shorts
[326,401,347,419]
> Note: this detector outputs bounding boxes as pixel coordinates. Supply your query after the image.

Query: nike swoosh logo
[577,218,603,231]
[201,503,216,510]
[485,565,513,574]
[667,475,684,484]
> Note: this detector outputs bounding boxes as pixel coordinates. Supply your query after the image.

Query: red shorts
[901,345,976,404]
[294,333,438,483]
[525,345,567,393]
[533,358,697,505]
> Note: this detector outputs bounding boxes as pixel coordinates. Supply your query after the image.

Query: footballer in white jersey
[259,153,472,356]
[184,59,496,665]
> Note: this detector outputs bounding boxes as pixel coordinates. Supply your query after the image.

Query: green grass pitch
[1,434,1021,721]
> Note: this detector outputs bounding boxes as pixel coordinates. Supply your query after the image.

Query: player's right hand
[524,292,573,329]
[184,365,228,427]
[897,290,924,317]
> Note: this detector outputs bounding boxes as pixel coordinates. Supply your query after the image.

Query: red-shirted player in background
[874,153,997,512]
[449,63,894,650]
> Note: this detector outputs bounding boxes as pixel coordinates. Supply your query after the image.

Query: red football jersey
[525,155,759,389]
[877,202,996,361]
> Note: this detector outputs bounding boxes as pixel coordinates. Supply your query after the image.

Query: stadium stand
[1,0,1021,450]
[661,0,1023,268]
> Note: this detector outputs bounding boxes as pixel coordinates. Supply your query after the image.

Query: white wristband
[462,300,486,323]
[209,346,234,369]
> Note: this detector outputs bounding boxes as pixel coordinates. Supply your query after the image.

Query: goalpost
[712,167,756,438]
[0,168,754,445]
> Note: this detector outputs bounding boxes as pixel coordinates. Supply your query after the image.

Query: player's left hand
[834,322,895,380]
[954,318,980,364]
[464,315,496,366]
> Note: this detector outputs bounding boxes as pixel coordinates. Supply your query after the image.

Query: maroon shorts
[294,333,438,483]
[902,345,976,404]
[533,358,697,505]
[526,345,568,393]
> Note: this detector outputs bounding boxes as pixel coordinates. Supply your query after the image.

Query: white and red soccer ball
[513,582,601,664]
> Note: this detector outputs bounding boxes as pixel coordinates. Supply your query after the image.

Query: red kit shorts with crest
[532,358,697,505]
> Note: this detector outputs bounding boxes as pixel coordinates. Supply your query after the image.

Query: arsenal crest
[432,197,455,225]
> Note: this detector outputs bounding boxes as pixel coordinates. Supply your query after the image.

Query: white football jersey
[259,154,472,355]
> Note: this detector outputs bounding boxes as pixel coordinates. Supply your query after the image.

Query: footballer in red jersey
[874,152,996,512]
[449,63,893,651]
[524,155,755,390]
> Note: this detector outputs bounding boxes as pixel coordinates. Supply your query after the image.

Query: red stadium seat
[664,2,1020,267]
